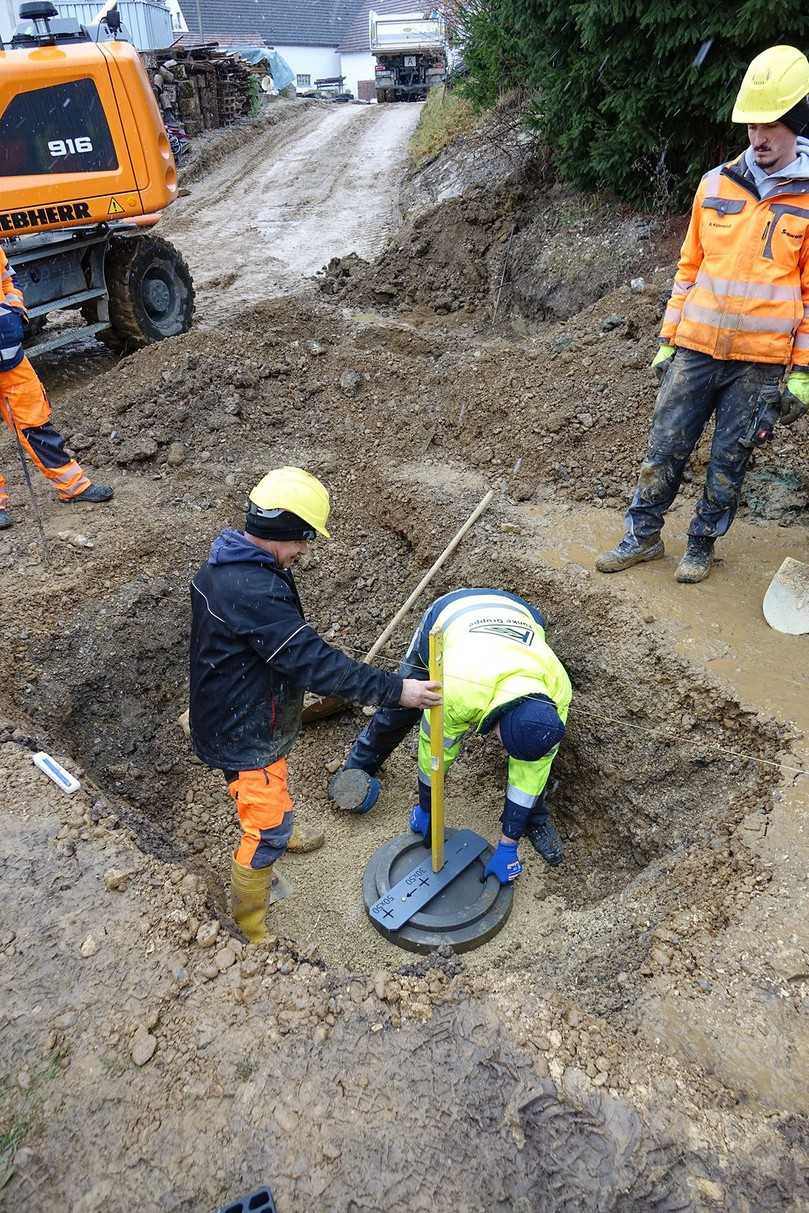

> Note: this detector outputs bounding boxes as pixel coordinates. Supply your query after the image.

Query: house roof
[178,0,361,48]
[338,0,428,53]
[171,32,268,47]
[177,0,431,50]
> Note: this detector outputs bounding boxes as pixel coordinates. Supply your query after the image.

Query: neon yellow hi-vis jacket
[416,590,571,833]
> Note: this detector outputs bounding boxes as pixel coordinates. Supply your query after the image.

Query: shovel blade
[301,694,346,723]
[763,557,809,635]
[270,869,294,904]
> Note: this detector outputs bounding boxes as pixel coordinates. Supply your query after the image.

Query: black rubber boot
[526,819,564,866]
[63,483,113,504]
[0,509,12,529]
[675,536,714,584]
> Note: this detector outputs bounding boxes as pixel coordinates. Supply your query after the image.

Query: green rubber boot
[230,858,273,942]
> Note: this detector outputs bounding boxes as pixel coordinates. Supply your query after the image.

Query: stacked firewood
[143,45,267,135]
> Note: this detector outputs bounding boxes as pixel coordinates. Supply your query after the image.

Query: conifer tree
[449,0,809,208]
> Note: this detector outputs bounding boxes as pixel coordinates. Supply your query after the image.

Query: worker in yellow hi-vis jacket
[340,588,572,880]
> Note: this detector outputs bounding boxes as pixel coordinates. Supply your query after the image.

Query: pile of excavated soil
[51,286,809,525]
[319,177,682,324]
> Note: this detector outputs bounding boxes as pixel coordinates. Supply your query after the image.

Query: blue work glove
[483,840,523,884]
[0,305,24,371]
[409,804,430,839]
[353,775,381,815]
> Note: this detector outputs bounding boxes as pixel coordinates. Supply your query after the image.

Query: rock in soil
[131,1027,157,1067]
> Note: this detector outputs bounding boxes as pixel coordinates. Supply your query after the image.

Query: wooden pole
[428,625,445,872]
[364,488,494,665]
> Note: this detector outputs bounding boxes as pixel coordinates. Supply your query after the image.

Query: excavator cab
[0,1,194,355]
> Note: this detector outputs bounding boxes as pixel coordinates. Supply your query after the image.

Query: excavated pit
[7,474,780,1022]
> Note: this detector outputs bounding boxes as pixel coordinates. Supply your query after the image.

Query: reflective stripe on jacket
[415,590,572,827]
[660,145,809,367]
[0,249,26,316]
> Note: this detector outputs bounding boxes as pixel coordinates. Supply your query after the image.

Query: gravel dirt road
[162,101,423,321]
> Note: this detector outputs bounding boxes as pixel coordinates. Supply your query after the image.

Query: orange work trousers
[226,759,294,870]
[0,357,90,507]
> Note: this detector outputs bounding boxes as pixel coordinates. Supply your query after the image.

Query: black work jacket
[189,529,402,770]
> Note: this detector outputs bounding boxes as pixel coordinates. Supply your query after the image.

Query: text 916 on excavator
[0,1,194,355]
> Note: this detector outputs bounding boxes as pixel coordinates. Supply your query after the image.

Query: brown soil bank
[1,293,808,1208]
[319,175,684,326]
[2,734,803,1211]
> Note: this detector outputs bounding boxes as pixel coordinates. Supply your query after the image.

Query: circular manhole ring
[363,828,513,954]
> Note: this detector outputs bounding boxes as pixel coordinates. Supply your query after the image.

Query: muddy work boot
[675,536,715,584]
[595,534,664,574]
[526,819,564,866]
[286,824,325,854]
[0,509,12,529]
[328,768,381,815]
[63,483,114,504]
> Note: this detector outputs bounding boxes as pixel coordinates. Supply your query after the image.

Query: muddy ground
[1,105,809,1211]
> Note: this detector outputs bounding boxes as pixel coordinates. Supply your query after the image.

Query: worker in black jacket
[189,466,440,942]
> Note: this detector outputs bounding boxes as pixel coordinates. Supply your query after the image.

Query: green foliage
[449,0,809,208]
[410,86,477,163]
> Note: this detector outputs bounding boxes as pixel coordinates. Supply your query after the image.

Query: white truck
[369,9,446,103]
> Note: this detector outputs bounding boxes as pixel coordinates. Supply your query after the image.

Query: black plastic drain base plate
[363,827,514,954]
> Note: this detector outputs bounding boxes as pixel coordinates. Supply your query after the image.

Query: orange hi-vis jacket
[660,146,809,368]
[0,248,26,315]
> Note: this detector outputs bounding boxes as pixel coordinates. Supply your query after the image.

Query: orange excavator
[0,0,194,356]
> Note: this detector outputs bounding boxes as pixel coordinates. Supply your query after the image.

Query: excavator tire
[90,232,194,353]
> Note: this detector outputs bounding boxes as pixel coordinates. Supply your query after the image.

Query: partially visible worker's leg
[227,761,294,942]
[344,615,430,774]
[691,359,780,538]
[0,358,111,502]
[0,471,10,527]
[596,350,717,572]
[677,360,782,583]
[523,791,564,866]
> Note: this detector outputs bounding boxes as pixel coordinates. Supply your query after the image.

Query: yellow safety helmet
[732,45,809,131]
[247,466,331,539]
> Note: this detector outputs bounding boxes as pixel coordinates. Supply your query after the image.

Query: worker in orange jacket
[598,46,809,584]
[0,248,112,527]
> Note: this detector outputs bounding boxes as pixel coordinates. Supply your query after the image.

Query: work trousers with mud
[0,357,91,508]
[624,349,783,544]
[223,760,294,869]
[344,591,550,830]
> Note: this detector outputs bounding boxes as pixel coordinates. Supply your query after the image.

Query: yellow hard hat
[732,45,809,126]
[248,466,331,539]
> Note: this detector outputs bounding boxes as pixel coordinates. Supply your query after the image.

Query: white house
[164,0,187,32]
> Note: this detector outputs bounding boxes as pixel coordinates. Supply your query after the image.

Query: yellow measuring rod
[428,624,445,872]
